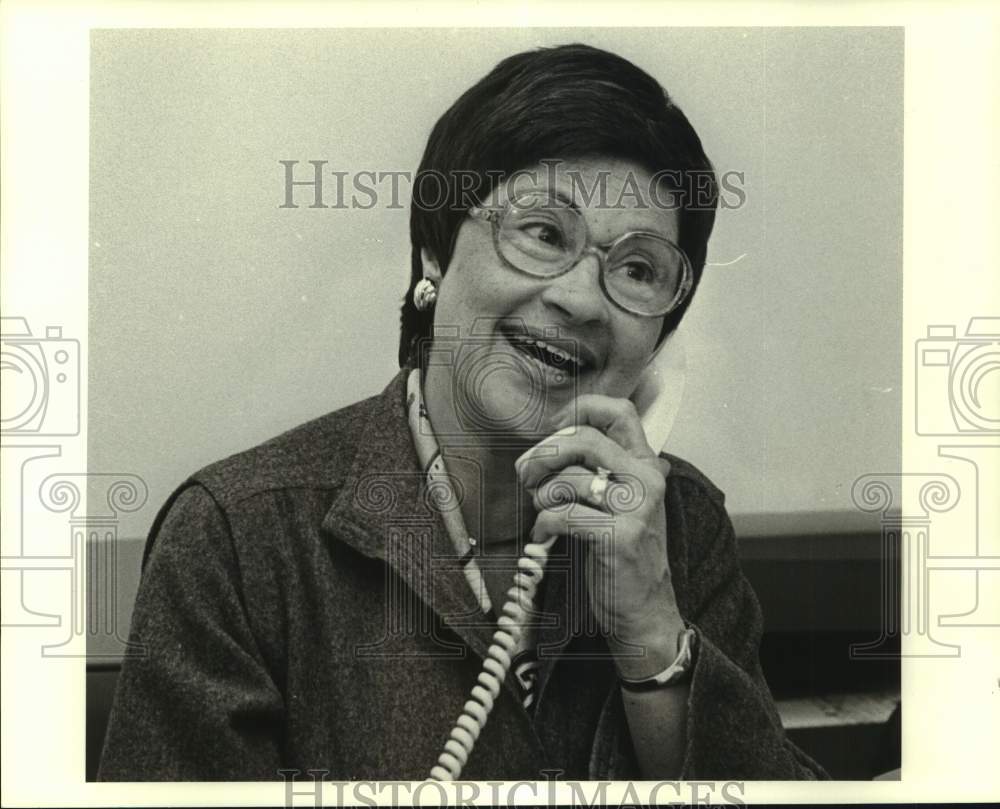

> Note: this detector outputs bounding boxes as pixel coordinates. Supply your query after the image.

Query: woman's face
[425,156,679,439]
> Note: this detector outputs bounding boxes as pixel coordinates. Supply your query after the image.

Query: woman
[99,43,828,781]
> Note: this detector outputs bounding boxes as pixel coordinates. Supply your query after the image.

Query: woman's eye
[523,223,565,247]
[623,262,655,283]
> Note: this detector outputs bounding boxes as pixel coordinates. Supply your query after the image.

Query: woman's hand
[515,394,686,679]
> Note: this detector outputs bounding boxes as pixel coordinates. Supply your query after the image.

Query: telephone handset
[631,330,687,457]
[428,335,687,781]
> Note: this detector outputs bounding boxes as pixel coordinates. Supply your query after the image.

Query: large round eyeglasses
[470,190,693,318]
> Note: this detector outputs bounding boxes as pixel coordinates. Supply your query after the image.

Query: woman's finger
[551,394,655,458]
[533,464,651,516]
[516,425,639,491]
[532,501,618,546]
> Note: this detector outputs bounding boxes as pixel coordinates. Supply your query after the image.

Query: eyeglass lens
[497,192,687,315]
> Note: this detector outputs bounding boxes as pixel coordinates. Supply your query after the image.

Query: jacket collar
[321,370,501,663]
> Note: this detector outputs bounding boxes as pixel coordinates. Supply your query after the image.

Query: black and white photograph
[87,26,903,783]
[2,4,998,807]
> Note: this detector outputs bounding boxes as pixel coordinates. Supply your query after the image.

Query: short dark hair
[398,43,718,367]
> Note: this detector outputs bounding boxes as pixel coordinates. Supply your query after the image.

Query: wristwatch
[618,627,698,692]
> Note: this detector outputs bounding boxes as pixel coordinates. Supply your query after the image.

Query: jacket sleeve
[673,476,829,779]
[97,483,285,781]
[595,471,830,781]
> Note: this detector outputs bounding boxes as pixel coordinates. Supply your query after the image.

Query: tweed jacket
[98,370,828,781]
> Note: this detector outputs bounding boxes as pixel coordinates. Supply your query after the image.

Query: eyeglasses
[469,190,692,318]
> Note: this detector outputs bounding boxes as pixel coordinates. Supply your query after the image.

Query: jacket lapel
[320,371,506,667]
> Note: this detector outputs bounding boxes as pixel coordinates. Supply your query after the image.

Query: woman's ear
[420,249,443,285]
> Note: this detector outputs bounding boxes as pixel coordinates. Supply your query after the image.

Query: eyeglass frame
[467,192,694,318]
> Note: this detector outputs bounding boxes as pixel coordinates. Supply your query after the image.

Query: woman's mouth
[499,328,590,381]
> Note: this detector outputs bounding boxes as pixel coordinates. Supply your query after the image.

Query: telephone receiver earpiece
[630,330,687,456]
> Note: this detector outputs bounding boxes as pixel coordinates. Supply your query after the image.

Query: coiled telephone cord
[428,535,557,781]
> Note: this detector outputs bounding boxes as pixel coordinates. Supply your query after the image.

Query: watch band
[618,627,697,692]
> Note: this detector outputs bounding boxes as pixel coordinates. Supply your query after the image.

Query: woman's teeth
[522,337,578,367]
[507,333,583,373]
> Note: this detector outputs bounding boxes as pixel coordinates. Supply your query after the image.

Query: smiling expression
[422,156,681,439]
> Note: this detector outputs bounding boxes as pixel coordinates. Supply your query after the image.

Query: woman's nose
[538,252,609,325]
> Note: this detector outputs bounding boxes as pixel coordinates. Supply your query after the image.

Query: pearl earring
[413,278,438,311]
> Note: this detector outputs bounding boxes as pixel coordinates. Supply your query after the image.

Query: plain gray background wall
[89,27,902,541]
